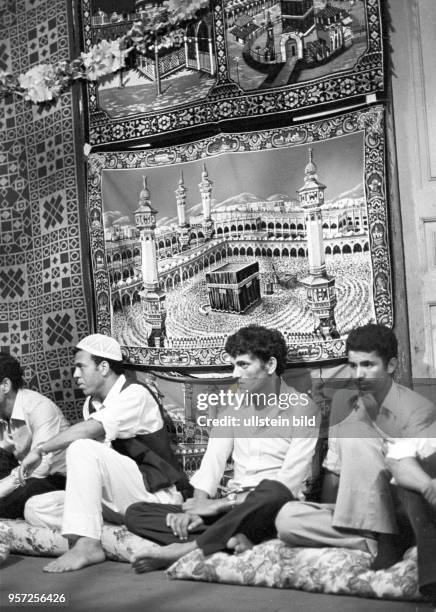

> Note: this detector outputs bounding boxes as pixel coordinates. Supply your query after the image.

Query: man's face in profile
[230,352,273,395]
[73,350,105,398]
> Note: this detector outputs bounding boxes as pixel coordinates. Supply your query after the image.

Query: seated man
[275,324,436,566]
[21,334,186,573]
[0,353,68,518]
[387,429,436,600]
[124,325,320,573]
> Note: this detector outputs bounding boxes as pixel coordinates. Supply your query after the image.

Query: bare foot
[226,533,254,554]
[130,541,197,574]
[43,537,106,573]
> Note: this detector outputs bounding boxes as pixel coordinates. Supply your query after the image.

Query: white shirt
[386,437,436,461]
[83,374,163,442]
[0,388,69,477]
[190,385,319,498]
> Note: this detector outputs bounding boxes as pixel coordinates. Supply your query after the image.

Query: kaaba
[205,261,261,313]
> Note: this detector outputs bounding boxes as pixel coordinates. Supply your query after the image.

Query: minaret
[265,11,276,60]
[299,147,327,276]
[198,164,214,241]
[134,176,166,346]
[299,148,338,337]
[175,172,190,250]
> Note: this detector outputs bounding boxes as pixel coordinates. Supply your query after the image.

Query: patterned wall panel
[0,0,92,422]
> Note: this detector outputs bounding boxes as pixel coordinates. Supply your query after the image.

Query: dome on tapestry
[139,176,151,202]
[304,147,318,177]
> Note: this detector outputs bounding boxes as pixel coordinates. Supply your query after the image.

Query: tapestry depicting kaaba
[87,105,391,367]
[81,0,385,145]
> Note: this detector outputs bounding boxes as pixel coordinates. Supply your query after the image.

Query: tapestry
[81,0,385,145]
[87,105,392,368]
[1,0,92,423]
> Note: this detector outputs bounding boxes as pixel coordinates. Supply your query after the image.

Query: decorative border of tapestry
[86,104,391,368]
[81,0,385,146]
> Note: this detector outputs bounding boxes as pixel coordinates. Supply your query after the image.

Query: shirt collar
[89,374,126,410]
[10,388,25,422]
[353,380,397,415]
[378,380,397,415]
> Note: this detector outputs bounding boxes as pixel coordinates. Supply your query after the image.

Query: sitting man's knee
[274,501,302,540]
[24,491,65,528]
[124,502,145,531]
[66,438,98,458]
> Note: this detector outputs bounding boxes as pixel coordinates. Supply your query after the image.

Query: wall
[389,0,436,392]
[0,0,92,422]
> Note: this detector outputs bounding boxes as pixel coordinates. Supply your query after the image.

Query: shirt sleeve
[190,435,234,497]
[322,425,341,474]
[0,468,21,499]
[275,436,318,495]
[386,438,436,460]
[322,390,356,475]
[275,396,320,494]
[406,408,436,437]
[26,396,65,478]
[90,383,163,441]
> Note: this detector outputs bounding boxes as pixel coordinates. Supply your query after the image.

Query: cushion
[0,522,13,564]
[0,519,155,562]
[166,539,423,602]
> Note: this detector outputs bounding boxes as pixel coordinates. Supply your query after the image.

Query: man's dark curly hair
[224,325,288,375]
[346,324,398,366]
[0,353,24,391]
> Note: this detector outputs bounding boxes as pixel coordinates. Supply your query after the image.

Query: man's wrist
[34,443,48,457]
[225,493,238,510]
[420,477,433,495]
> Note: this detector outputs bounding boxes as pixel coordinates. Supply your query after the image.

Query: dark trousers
[125,479,294,556]
[0,473,66,519]
[397,452,436,599]
[0,449,19,479]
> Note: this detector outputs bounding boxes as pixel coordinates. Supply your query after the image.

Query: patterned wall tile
[1,0,92,422]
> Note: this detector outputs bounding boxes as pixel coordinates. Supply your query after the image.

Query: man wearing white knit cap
[20,333,185,573]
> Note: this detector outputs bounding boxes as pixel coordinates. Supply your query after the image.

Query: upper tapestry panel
[81,0,385,145]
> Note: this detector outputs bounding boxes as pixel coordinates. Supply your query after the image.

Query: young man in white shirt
[387,429,436,600]
[0,353,69,518]
[20,334,185,573]
[124,325,320,573]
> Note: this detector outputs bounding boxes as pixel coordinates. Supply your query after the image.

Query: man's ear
[386,357,398,375]
[266,357,277,375]
[98,361,111,376]
[0,378,12,394]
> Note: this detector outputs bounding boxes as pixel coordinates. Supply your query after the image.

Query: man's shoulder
[117,376,160,408]
[392,382,436,428]
[119,376,154,395]
[393,382,436,412]
[18,388,58,411]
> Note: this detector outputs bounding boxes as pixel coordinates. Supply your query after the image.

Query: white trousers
[24,439,182,540]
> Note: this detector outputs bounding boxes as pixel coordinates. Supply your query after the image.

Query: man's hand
[422,478,436,509]
[19,449,43,478]
[166,512,204,541]
[182,498,222,516]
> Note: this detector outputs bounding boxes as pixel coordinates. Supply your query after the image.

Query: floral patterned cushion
[0,522,13,564]
[167,540,423,602]
[0,519,155,562]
